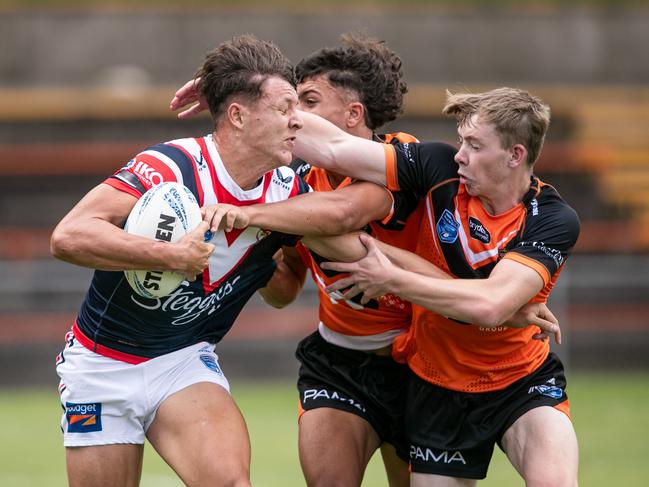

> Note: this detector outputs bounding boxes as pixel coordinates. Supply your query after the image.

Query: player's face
[244,76,302,166]
[297,75,353,131]
[454,114,512,198]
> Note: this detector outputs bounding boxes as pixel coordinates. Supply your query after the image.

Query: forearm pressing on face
[293,111,388,185]
[246,181,393,235]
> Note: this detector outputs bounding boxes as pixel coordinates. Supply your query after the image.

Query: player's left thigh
[501,406,578,487]
[147,382,251,487]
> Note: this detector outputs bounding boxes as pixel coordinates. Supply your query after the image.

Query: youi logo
[66,402,103,433]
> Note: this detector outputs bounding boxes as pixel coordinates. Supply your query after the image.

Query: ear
[346,101,366,129]
[225,102,245,129]
[508,144,528,168]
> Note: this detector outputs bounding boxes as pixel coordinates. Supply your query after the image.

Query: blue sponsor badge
[66,402,102,433]
[436,209,460,244]
[200,354,223,375]
[529,384,563,399]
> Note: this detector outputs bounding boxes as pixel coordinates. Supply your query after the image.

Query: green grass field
[1,372,647,486]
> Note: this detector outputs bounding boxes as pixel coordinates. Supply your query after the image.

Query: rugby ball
[124,182,202,298]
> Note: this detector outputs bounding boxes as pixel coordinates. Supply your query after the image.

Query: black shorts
[406,353,570,479]
[296,331,409,459]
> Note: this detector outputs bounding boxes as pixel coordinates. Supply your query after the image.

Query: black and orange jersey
[383,142,580,392]
[294,132,424,345]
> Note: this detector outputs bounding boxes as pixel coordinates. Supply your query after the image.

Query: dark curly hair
[196,34,295,122]
[295,33,407,130]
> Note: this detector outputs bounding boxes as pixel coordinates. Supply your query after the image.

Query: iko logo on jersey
[131,160,164,186]
[410,445,467,465]
[302,389,366,412]
[199,354,223,375]
[66,402,102,433]
[436,209,460,244]
[468,216,491,244]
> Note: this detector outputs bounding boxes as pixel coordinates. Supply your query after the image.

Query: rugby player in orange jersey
[266,88,580,486]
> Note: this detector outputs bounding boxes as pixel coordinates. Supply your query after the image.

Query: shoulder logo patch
[436,209,460,244]
[468,216,491,244]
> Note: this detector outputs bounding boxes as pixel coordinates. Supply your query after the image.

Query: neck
[479,169,533,216]
[213,129,272,190]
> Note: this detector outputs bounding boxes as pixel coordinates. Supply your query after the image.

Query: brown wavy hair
[295,33,407,130]
[197,34,295,122]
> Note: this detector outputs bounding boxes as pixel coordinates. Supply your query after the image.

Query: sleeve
[103,143,191,198]
[504,198,580,285]
[376,189,421,231]
[384,142,458,197]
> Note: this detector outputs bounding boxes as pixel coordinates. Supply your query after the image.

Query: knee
[524,470,578,487]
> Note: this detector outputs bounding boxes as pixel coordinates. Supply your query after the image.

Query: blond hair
[442,87,551,165]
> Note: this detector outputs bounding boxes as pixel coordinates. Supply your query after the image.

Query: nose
[454,146,467,165]
[290,111,303,130]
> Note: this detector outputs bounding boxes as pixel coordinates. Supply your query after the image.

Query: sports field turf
[1,372,647,486]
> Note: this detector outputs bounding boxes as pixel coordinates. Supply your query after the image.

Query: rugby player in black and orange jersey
[272,87,580,486]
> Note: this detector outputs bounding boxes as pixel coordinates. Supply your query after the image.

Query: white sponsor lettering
[131,276,241,325]
[531,198,539,216]
[303,388,366,412]
[134,161,164,186]
[67,404,98,415]
[410,446,467,465]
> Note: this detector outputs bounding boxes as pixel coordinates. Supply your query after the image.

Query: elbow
[322,198,367,234]
[50,226,68,261]
[50,225,79,263]
[466,298,510,328]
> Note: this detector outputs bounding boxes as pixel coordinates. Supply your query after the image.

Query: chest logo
[436,209,460,244]
[468,216,491,244]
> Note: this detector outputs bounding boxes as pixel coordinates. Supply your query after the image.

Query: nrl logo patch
[436,209,460,244]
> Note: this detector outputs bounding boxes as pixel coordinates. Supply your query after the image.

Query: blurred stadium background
[0,0,648,485]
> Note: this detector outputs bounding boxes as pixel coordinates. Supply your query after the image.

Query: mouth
[285,136,296,149]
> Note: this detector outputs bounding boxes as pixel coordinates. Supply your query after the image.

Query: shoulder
[525,181,580,241]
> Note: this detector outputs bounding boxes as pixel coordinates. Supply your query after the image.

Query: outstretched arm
[203,181,394,236]
[171,78,388,184]
[321,234,560,343]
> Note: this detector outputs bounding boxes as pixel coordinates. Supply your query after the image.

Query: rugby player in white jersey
[51,35,315,487]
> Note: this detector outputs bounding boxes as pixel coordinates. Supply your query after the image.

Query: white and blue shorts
[56,336,230,447]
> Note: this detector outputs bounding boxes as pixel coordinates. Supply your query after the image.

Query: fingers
[320,261,355,273]
[170,79,200,110]
[342,284,363,301]
[177,102,206,120]
[324,274,357,293]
